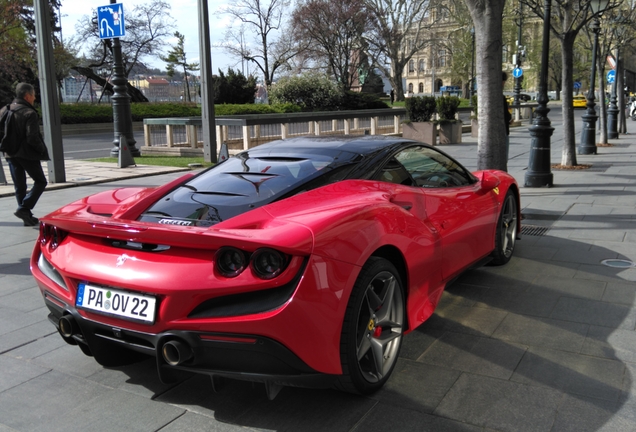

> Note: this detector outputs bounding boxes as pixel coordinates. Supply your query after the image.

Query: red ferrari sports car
[32,136,520,399]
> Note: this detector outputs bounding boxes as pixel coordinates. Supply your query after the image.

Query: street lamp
[513,2,524,115]
[525,0,554,187]
[608,20,627,139]
[607,47,619,139]
[109,0,140,157]
[578,0,610,155]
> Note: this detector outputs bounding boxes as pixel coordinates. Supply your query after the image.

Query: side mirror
[480,171,501,191]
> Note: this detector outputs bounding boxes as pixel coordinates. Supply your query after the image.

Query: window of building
[438,50,446,68]
[409,60,415,73]
[419,59,425,71]
[419,83,424,93]
[408,83,413,93]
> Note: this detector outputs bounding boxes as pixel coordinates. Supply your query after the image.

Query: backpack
[0,104,22,156]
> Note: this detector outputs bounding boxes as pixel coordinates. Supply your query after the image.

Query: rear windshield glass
[187,154,335,200]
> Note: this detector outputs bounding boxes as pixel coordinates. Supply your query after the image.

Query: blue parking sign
[97,3,125,39]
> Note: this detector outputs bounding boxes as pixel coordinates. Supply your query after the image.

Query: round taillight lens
[40,223,50,245]
[215,247,247,277]
[50,226,66,250]
[251,248,287,279]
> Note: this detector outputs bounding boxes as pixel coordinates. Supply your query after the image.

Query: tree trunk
[597,60,607,145]
[390,62,406,101]
[560,34,577,166]
[71,66,149,103]
[464,0,507,171]
[183,64,191,102]
[618,54,627,134]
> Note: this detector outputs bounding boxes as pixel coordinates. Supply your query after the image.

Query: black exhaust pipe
[59,315,78,338]
[162,340,193,366]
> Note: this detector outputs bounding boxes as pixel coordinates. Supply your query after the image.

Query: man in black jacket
[1,83,50,226]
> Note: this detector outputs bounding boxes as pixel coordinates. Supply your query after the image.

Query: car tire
[335,257,405,394]
[490,190,518,266]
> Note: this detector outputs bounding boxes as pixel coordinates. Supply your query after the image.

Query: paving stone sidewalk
[1,117,635,431]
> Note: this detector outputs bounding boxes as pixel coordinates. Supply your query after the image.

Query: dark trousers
[6,157,47,212]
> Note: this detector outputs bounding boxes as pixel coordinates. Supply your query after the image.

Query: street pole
[34,0,65,182]
[618,52,627,134]
[608,48,619,139]
[513,1,523,121]
[525,0,554,188]
[109,0,140,157]
[197,0,217,163]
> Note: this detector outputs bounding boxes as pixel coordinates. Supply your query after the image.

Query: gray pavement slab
[433,373,564,432]
[1,109,636,430]
[371,358,462,413]
[29,389,186,432]
[353,403,485,432]
[416,332,527,380]
[0,355,50,393]
[511,347,626,401]
[491,314,589,353]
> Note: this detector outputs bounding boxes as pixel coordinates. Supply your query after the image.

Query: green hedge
[57,102,302,124]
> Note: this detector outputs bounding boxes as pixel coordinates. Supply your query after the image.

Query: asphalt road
[61,131,142,160]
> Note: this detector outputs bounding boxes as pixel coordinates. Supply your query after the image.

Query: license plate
[76,283,156,323]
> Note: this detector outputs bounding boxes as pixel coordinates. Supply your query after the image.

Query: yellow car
[573,95,587,108]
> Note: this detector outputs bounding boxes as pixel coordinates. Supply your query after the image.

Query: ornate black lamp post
[109,0,140,157]
[608,21,627,139]
[578,0,610,155]
[525,0,554,187]
[513,2,524,115]
[608,48,619,139]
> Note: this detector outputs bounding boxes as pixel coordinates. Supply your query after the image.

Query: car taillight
[251,248,287,279]
[215,247,248,277]
[214,247,289,279]
[39,223,68,251]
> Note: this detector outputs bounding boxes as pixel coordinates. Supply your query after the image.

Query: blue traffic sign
[512,67,523,78]
[573,81,582,89]
[97,3,125,39]
[607,70,616,84]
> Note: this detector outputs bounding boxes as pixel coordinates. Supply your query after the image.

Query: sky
[59,0,239,75]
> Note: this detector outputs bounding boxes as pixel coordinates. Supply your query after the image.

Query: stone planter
[439,121,462,144]
[402,122,437,145]
[471,118,478,138]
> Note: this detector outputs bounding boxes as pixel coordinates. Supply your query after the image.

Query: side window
[379,158,415,186]
[394,146,474,188]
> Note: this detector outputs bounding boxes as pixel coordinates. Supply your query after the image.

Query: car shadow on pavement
[63,236,635,432]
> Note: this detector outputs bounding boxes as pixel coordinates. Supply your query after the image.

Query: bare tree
[521,0,621,167]
[462,0,508,171]
[291,0,372,91]
[74,0,175,77]
[219,0,300,88]
[447,1,476,97]
[363,0,442,101]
